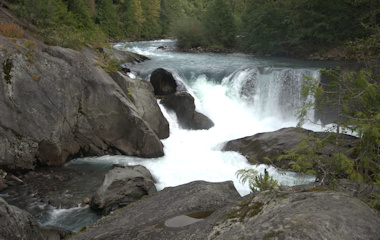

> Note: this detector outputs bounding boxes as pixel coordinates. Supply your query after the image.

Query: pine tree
[95,0,121,38]
[121,0,145,38]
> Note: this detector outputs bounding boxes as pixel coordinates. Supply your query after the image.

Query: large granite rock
[109,71,169,139]
[222,127,358,168]
[0,197,44,240]
[90,164,157,215]
[70,182,380,240]
[71,181,241,239]
[161,91,214,130]
[0,36,164,172]
[208,185,380,240]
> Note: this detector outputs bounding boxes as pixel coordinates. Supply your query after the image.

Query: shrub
[0,21,23,38]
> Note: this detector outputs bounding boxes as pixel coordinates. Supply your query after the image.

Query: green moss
[224,196,263,222]
[3,58,13,84]
[265,231,283,238]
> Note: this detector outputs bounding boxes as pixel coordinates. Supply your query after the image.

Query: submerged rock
[90,164,157,215]
[161,91,214,130]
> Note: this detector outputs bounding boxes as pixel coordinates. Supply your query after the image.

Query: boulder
[71,181,241,240]
[161,91,214,130]
[40,226,72,240]
[222,127,358,168]
[70,182,380,240]
[0,197,44,240]
[150,68,178,96]
[208,185,380,240]
[0,36,164,172]
[90,164,157,215]
[109,71,169,139]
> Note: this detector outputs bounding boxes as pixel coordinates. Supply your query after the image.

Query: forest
[4,0,379,57]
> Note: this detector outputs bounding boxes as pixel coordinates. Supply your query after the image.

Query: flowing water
[2,40,343,232]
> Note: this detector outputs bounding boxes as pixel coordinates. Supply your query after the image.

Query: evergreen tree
[140,0,161,38]
[202,0,237,48]
[121,0,145,38]
[66,0,94,29]
[95,0,121,38]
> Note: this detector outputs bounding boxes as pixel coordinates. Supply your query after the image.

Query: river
[1,40,341,232]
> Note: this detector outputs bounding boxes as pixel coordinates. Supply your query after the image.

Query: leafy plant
[236,168,278,192]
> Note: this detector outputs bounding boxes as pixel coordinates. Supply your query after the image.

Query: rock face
[161,91,215,130]
[0,197,44,240]
[222,127,358,168]
[72,181,241,240]
[0,36,164,172]
[70,182,380,240]
[90,164,157,215]
[150,68,178,96]
[209,185,380,240]
[109,71,169,139]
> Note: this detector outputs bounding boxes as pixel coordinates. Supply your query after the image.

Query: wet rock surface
[161,91,215,130]
[0,165,110,219]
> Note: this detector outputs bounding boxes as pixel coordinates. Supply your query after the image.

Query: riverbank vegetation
[2,0,378,58]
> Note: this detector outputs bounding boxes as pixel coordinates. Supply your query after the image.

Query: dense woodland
[4,0,379,57]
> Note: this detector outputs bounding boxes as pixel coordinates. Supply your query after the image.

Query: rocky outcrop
[71,181,241,240]
[222,127,358,168]
[0,36,165,172]
[0,197,44,240]
[109,71,169,139]
[40,226,72,240]
[90,164,157,215]
[161,91,215,130]
[150,68,178,96]
[208,185,380,240]
[70,181,380,240]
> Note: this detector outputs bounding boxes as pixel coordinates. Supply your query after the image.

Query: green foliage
[96,49,121,73]
[242,0,370,55]
[287,66,380,191]
[236,168,278,192]
[170,17,205,49]
[202,0,237,48]
[121,0,145,38]
[23,40,36,62]
[95,0,121,38]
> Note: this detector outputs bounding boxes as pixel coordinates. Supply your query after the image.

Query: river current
[2,40,342,232]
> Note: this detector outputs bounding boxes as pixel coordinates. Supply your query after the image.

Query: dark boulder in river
[150,68,178,96]
[0,36,165,172]
[161,91,215,130]
[222,127,358,169]
[70,182,380,240]
[90,164,157,215]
